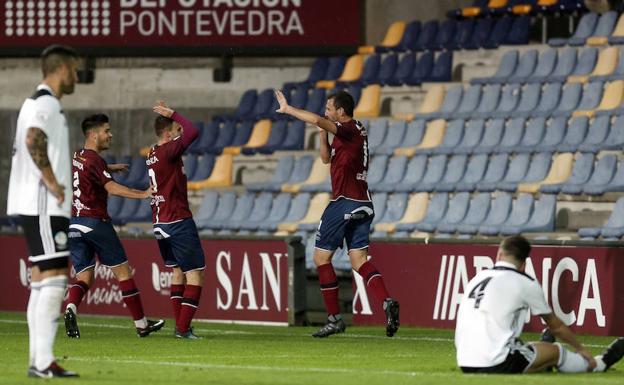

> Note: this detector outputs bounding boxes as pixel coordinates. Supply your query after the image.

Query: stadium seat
[595,115,624,150]
[585,11,618,46]
[540,152,594,194]
[509,83,541,117]
[511,48,557,84]
[463,84,501,119]
[389,155,428,193]
[123,156,148,189]
[112,198,141,225]
[370,155,408,192]
[545,82,580,118]
[412,154,448,192]
[354,54,381,85]
[491,84,521,118]
[515,117,547,152]
[433,155,469,192]
[455,154,489,192]
[302,57,330,86]
[427,192,471,233]
[206,120,237,154]
[273,120,305,152]
[323,56,347,83]
[188,154,216,182]
[374,192,428,234]
[534,116,567,152]
[578,115,611,152]
[278,193,330,233]
[188,121,219,154]
[428,119,464,155]
[429,51,453,83]
[505,15,531,45]
[371,192,388,226]
[224,119,272,155]
[362,155,389,189]
[216,192,256,232]
[472,118,505,154]
[471,49,518,84]
[450,84,482,118]
[197,191,237,230]
[549,12,598,46]
[482,16,513,49]
[393,20,421,52]
[246,155,295,192]
[187,154,233,190]
[288,85,309,111]
[578,196,624,239]
[562,154,617,195]
[453,119,485,154]
[557,116,589,152]
[438,192,490,234]
[194,191,219,226]
[583,80,624,117]
[535,47,576,83]
[367,119,388,150]
[378,54,399,86]
[458,192,512,235]
[607,13,624,44]
[405,51,434,86]
[401,193,449,233]
[387,52,415,86]
[482,193,533,235]
[502,194,557,234]
[518,153,574,193]
[449,19,476,50]
[230,89,258,121]
[224,192,273,231]
[600,158,624,193]
[395,119,446,156]
[353,84,381,118]
[414,20,439,51]
[251,89,275,119]
[486,153,533,192]
[373,120,407,155]
[420,84,463,120]
[371,192,410,232]
[246,119,288,155]
[570,46,618,84]
[282,157,329,193]
[567,80,603,116]
[434,19,457,50]
[411,85,446,119]
[494,117,526,153]
[245,192,293,232]
[448,0,488,19]
[568,48,600,82]
[465,17,494,50]
[303,87,326,116]
[182,154,198,181]
[317,54,364,89]
[474,153,510,191]
[107,196,123,219]
[359,21,406,54]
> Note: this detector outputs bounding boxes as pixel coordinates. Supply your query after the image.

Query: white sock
[34,275,67,371]
[66,303,77,315]
[593,356,607,372]
[556,343,590,373]
[27,282,41,367]
[134,317,147,329]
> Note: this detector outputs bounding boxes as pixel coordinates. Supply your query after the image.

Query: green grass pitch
[0,311,622,385]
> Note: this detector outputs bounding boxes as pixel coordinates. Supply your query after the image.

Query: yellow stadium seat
[316,54,364,89]
[222,119,272,155]
[281,157,329,193]
[461,7,481,17]
[353,84,381,119]
[359,21,407,54]
[518,153,574,193]
[139,146,151,157]
[569,47,618,83]
[394,119,446,157]
[512,4,532,15]
[374,193,429,233]
[609,13,624,40]
[187,154,233,190]
[393,85,445,121]
[573,80,624,118]
[277,193,330,233]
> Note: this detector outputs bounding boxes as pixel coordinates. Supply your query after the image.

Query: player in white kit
[455,235,624,374]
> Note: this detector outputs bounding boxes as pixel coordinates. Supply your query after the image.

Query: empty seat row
[549,11,621,46]
[449,0,585,19]
[107,196,152,225]
[578,196,624,239]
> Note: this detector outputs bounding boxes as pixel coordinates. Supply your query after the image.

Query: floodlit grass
[0,311,622,385]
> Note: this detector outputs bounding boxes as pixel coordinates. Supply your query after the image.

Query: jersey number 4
[468,277,493,309]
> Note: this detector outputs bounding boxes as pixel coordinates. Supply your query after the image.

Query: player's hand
[142,184,156,199]
[577,348,597,371]
[153,100,174,118]
[107,163,129,173]
[275,90,289,114]
[46,181,65,205]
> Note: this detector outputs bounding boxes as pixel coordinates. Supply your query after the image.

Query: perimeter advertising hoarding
[353,242,624,336]
[0,0,361,54]
[0,235,305,326]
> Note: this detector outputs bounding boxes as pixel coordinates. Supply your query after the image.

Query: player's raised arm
[152,101,199,147]
[104,180,153,199]
[275,90,338,135]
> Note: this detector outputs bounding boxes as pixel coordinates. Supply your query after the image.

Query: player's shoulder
[492,265,535,283]
[28,89,61,111]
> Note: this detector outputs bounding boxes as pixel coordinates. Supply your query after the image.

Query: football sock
[177,284,202,333]
[35,275,67,370]
[66,281,89,311]
[357,261,390,302]
[593,356,607,372]
[555,343,590,373]
[27,281,41,367]
[317,263,340,317]
[119,279,146,327]
[170,284,184,322]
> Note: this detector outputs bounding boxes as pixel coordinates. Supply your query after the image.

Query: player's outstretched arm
[153,101,199,147]
[275,90,338,135]
[26,126,65,205]
[107,163,129,173]
[104,181,153,199]
[541,313,597,369]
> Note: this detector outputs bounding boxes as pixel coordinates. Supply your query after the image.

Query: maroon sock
[170,284,184,322]
[119,279,145,321]
[67,281,89,308]
[176,285,202,333]
[317,263,340,316]
[357,261,390,302]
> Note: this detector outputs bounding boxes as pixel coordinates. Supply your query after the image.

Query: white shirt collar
[37,83,56,97]
[494,261,517,270]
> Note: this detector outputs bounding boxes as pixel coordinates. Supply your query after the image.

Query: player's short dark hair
[41,45,79,77]
[500,235,532,262]
[328,91,355,117]
[81,114,109,136]
[154,116,174,137]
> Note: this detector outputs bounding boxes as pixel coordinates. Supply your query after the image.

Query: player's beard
[61,77,75,95]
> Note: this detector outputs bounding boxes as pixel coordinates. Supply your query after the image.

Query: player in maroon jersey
[147,101,205,339]
[275,90,400,338]
[64,114,164,338]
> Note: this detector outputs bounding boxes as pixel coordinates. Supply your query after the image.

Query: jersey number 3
[468,277,493,309]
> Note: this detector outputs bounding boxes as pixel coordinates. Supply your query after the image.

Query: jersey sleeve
[524,280,552,315]
[24,97,59,136]
[167,112,200,158]
[94,157,114,187]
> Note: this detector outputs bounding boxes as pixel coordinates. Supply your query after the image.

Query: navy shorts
[153,218,205,273]
[68,217,128,274]
[315,198,374,252]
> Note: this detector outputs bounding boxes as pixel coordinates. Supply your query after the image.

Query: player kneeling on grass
[455,235,624,374]
[64,114,164,338]
[275,89,399,338]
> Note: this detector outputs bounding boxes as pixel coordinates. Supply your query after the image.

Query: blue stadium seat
[228,120,254,148]
[413,155,448,192]
[370,155,408,192]
[376,193,409,224]
[471,50,518,85]
[253,89,275,119]
[570,48,600,79]
[549,12,598,46]
[499,152,552,192]
[528,82,564,118]
[390,20,421,52]
[548,82,582,118]
[430,192,471,232]
[508,83,541,118]
[346,84,362,105]
[572,81,604,113]
[452,84,482,118]
[259,193,311,232]
[433,155,469,192]
[600,158,624,193]
[242,193,291,232]
[206,120,236,154]
[429,51,453,82]
[367,119,388,150]
[302,57,329,86]
[495,117,526,153]
[434,19,457,50]
[481,193,533,235]
[578,11,618,45]
[189,121,219,154]
[378,54,399,86]
[420,84,464,120]
[247,155,295,192]
[530,48,572,83]
[183,154,198,181]
[185,122,204,154]
[205,193,253,231]
[491,84,521,118]
[473,119,505,154]
[233,89,258,121]
[304,88,326,116]
[112,198,140,225]
[512,48,557,84]
[123,156,148,189]
[507,49,539,83]
[107,196,123,220]
[578,196,624,239]
[358,54,382,85]
[373,120,407,155]
[596,115,624,150]
[541,153,594,194]
[482,16,512,49]
[458,192,512,235]
[324,56,347,81]
[465,84,502,119]
[429,119,465,155]
[399,119,427,148]
[450,19,476,50]
[363,155,388,189]
[126,199,152,223]
[224,192,273,231]
[194,191,219,227]
[438,192,490,234]
[288,85,309,111]
[273,120,305,152]
[505,15,530,45]
[465,17,494,50]
[515,117,547,153]
[247,120,288,155]
[406,51,434,86]
[503,194,557,234]
[455,154,488,192]
[396,193,448,232]
[414,20,439,51]
[558,116,590,152]
[454,119,485,154]
[390,155,428,193]
[535,116,567,152]
[388,52,415,86]
[563,154,617,195]
[480,153,531,192]
[189,154,216,182]
[475,153,510,191]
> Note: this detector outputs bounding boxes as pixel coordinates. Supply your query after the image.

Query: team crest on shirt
[54,231,68,250]
[103,170,111,178]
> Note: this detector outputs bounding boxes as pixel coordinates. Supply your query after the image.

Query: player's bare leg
[349,248,400,337]
[175,269,203,340]
[312,248,345,337]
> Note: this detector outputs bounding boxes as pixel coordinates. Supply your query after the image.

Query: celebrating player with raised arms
[147,101,205,339]
[275,89,400,338]
[64,114,164,339]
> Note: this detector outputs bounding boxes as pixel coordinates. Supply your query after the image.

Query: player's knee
[313,252,332,266]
